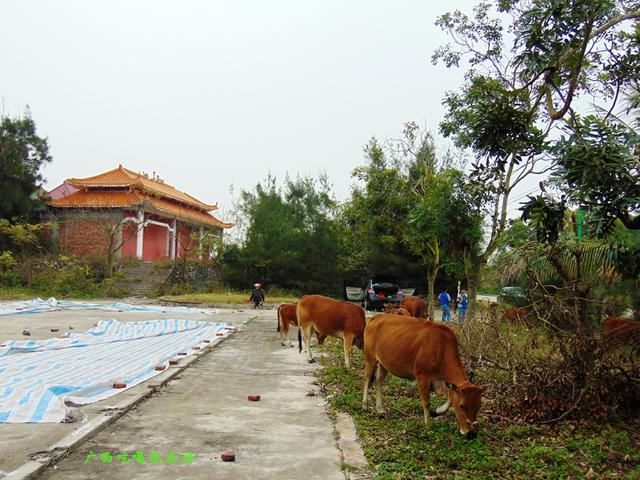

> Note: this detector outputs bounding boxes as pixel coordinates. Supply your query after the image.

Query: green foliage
[227,174,341,294]
[0,250,16,271]
[441,75,545,164]
[520,195,567,244]
[340,137,421,281]
[434,0,640,268]
[0,219,48,255]
[553,115,640,234]
[30,257,97,297]
[0,110,51,219]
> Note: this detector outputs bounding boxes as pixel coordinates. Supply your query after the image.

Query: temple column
[198,226,204,260]
[169,219,176,260]
[136,210,145,259]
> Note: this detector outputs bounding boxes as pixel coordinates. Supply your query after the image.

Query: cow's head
[447,381,488,439]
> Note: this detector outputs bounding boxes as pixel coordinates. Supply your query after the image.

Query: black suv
[362,275,404,311]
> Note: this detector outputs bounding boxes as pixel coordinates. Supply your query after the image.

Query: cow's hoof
[307,359,316,364]
[281,342,286,346]
[289,344,294,348]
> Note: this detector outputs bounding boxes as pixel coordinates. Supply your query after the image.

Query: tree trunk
[106,234,115,278]
[466,258,482,321]
[427,268,438,320]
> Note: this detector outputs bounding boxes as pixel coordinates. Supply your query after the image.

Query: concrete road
[31,310,353,480]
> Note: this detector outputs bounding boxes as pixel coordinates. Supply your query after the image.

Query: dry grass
[160,291,299,305]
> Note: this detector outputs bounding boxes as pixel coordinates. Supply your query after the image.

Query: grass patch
[0,286,41,300]
[317,337,640,479]
[160,290,299,305]
[0,286,106,301]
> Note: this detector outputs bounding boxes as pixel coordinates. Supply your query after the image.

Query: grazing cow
[503,307,527,323]
[383,303,411,316]
[297,295,366,367]
[400,296,427,319]
[362,314,487,438]
[604,316,640,345]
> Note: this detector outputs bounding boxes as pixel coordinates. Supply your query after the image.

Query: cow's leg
[288,323,295,347]
[342,331,355,368]
[362,357,377,409]
[280,319,288,346]
[430,380,451,416]
[416,374,433,426]
[283,321,293,347]
[301,323,314,363]
[374,363,388,414]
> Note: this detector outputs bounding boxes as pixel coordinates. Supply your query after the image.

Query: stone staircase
[117,262,172,297]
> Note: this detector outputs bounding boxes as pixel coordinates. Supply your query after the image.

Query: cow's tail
[276,305,281,332]
[298,325,302,353]
[368,363,378,388]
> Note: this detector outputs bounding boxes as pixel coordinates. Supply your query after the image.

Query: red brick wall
[55,210,216,262]
[56,214,116,259]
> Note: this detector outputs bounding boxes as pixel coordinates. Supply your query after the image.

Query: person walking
[458,290,468,324]
[249,283,265,309]
[438,288,451,322]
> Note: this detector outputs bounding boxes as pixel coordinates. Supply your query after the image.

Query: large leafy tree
[339,137,421,282]
[231,174,341,294]
[433,0,640,297]
[0,110,51,219]
[342,124,483,312]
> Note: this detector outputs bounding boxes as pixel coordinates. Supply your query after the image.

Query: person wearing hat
[249,283,265,308]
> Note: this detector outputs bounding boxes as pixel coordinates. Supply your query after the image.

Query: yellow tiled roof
[66,165,218,211]
[48,190,145,208]
[47,190,232,229]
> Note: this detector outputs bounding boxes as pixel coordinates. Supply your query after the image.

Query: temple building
[47,165,232,262]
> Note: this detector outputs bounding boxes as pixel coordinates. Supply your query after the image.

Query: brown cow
[503,307,527,323]
[400,296,427,318]
[384,303,411,316]
[604,316,640,345]
[297,294,366,367]
[362,314,487,438]
[277,303,298,346]
[278,303,327,347]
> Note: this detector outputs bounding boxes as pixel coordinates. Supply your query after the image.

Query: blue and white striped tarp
[0,319,233,423]
[0,298,219,316]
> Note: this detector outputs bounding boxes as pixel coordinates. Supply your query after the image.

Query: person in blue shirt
[438,288,451,322]
[458,290,468,324]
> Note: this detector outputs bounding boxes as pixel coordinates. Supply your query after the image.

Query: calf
[277,303,298,346]
[362,314,487,438]
[401,296,427,318]
[297,295,366,367]
[503,307,527,323]
[604,316,640,345]
[278,302,326,347]
[384,303,411,316]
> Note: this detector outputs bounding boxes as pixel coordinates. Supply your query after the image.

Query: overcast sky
[1,0,538,222]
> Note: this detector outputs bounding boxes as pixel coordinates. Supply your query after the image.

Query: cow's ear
[445,381,457,391]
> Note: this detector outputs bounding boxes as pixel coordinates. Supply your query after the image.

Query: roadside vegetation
[318,334,640,479]
[160,289,298,305]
